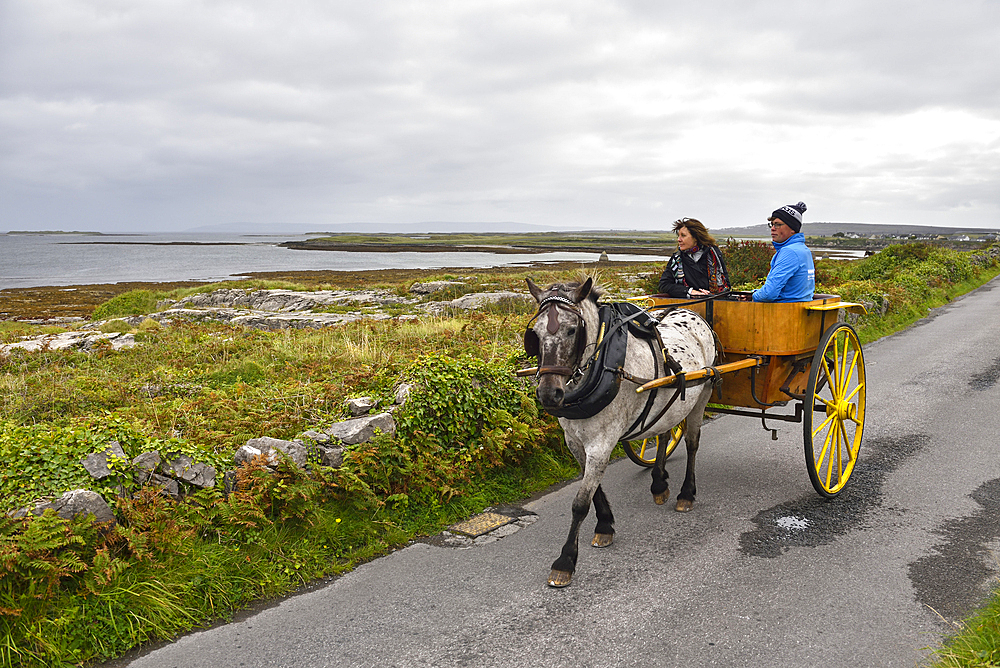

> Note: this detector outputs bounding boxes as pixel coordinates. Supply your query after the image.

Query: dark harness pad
[611,302,660,340]
[547,304,628,420]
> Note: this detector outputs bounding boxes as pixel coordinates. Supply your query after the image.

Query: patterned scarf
[671,245,730,293]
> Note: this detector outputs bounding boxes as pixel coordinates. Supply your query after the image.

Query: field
[2,239,999,667]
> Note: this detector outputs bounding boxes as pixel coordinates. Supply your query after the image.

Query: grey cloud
[1,0,998,232]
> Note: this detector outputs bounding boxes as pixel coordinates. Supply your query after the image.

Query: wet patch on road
[739,434,928,558]
[909,478,1000,622]
[970,357,1000,390]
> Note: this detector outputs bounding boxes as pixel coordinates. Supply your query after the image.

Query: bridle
[523,294,590,379]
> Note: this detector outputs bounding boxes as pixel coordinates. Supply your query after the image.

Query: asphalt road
[118,277,1000,668]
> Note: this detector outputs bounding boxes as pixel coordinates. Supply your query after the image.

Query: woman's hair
[672,218,717,248]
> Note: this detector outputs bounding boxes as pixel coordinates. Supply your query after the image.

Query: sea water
[0,233,672,291]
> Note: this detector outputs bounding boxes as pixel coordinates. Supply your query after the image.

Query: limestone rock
[394,383,413,405]
[160,454,217,488]
[132,450,161,472]
[417,292,532,316]
[11,489,115,525]
[132,470,181,500]
[409,280,465,295]
[81,441,128,480]
[1,331,136,354]
[325,412,396,445]
[238,436,308,469]
[317,445,345,469]
[346,396,377,416]
[299,429,330,444]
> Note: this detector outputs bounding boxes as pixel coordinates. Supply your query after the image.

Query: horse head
[525,277,597,410]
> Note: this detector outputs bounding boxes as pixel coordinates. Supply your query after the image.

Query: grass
[929,594,1000,667]
[1,242,999,667]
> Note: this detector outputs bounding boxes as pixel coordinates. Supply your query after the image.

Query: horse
[524,277,718,587]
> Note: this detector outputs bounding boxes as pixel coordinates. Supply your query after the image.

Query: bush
[641,239,774,294]
[723,238,774,287]
[394,352,534,451]
[91,290,161,320]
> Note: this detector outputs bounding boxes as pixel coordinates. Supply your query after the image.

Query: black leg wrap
[650,469,669,496]
[592,486,615,536]
[552,551,577,573]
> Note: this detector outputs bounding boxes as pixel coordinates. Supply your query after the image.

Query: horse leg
[548,486,592,587]
[549,453,610,588]
[650,433,671,505]
[675,393,711,513]
[591,485,615,547]
[674,424,699,512]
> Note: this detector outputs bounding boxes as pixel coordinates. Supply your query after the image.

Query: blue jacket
[751,233,815,303]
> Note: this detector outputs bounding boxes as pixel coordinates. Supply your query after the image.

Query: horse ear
[526,278,543,301]
[573,277,593,303]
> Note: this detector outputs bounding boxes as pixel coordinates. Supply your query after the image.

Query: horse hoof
[592,533,614,548]
[653,492,668,505]
[548,570,573,587]
[675,499,694,512]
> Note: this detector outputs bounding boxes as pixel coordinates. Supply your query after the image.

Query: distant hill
[712,222,1000,238]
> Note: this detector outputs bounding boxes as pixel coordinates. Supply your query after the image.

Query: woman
[657,218,731,298]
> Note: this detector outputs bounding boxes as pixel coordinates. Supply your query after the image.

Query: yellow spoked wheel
[804,323,866,497]
[623,422,684,468]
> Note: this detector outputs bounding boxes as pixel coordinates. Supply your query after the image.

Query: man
[751,201,815,303]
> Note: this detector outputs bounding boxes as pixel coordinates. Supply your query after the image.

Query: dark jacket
[657,246,731,298]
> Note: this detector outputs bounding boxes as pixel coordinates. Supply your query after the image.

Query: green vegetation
[1,242,999,667]
[929,594,1000,667]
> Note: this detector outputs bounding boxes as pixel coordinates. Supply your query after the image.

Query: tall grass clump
[90,290,162,320]
[926,590,1000,667]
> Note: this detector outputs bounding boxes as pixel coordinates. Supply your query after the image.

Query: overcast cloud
[2,0,999,233]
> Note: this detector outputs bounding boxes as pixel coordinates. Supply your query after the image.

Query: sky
[2,0,999,234]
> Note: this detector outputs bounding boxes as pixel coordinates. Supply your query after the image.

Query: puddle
[739,434,928,558]
[970,356,1000,390]
[909,478,1000,622]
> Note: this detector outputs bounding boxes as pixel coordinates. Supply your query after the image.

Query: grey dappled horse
[525,278,717,587]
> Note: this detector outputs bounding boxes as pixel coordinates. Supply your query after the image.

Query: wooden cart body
[633,294,861,409]
[624,293,868,497]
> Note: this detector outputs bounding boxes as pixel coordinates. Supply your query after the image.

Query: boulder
[317,445,345,469]
[132,471,181,500]
[325,412,396,445]
[299,429,331,444]
[394,383,413,405]
[346,396,377,416]
[11,489,115,525]
[132,450,162,472]
[81,441,128,480]
[237,436,308,469]
[160,454,217,488]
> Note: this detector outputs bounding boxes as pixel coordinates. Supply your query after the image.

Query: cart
[622,293,867,498]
